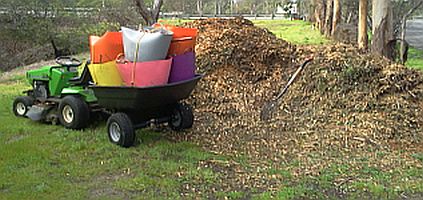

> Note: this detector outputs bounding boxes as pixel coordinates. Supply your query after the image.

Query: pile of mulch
[166,18,423,195]
[183,17,295,81]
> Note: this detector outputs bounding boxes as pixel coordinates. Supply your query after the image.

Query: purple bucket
[169,51,196,83]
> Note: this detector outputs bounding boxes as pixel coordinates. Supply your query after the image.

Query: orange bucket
[153,25,198,56]
[90,32,123,64]
[167,27,197,56]
[168,37,196,56]
[152,24,197,39]
[167,27,197,39]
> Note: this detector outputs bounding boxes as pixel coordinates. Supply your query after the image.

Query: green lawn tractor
[12,56,202,147]
[12,56,97,129]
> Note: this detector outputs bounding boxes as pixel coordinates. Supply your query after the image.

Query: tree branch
[403,0,423,20]
[133,0,163,26]
[133,0,150,25]
[152,0,163,23]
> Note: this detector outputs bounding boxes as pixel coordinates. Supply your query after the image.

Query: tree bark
[324,0,333,37]
[331,0,341,36]
[358,0,368,50]
[371,0,393,58]
[133,0,163,26]
[314,0,326,34]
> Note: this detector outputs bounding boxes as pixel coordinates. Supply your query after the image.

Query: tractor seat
[69,61,93,86]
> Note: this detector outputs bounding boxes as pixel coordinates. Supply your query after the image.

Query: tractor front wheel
[59,96,90,129]
[13,96,34,117]
[107,113,135,148]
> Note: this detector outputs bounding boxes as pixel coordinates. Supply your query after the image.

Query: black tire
[13,96,34,117]
[59,95,90,129]
[169,103,194,131]
[107,113,135,148]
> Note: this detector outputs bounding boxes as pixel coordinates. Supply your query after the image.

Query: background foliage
[0,0,422,71]
[0,0,140,71]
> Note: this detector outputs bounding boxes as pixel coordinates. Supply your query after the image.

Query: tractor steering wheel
[55,56,82,70]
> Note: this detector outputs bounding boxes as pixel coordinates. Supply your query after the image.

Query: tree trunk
[324,0,333,37]
[371,0,393,58]
[230,0,233,15]
[314,0,326,34]
[331,0,341,36]
[358,0,368,50]
[133,0,163,26]
[251,3,256,16]
[215,0,218,16]
[308,0,316,22]
[218,0,222,15]
[152,0,162,23]
[197,0,203,16]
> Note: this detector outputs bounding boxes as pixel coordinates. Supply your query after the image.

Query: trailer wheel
[59,96,90,129]
[13,96,34,117]
[169,103,194,131]
[107,113,135,148]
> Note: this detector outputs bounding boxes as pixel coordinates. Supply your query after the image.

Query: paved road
[406,19,423,50]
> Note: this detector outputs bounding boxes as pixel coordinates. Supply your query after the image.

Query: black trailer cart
[90,75,202,147]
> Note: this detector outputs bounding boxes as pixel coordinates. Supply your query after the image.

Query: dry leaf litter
[164,18,423,196]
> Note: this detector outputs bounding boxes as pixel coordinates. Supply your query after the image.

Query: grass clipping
[173,18,423,169]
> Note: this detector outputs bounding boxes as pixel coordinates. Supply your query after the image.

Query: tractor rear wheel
[59,96,90,129]
[13,96,34,117]
[168,103,194,131]
[107,113,135,148]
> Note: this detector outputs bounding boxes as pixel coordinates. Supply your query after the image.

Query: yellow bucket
[88,61,123,86]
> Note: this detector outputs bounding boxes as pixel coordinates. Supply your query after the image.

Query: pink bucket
[116,56,172,87]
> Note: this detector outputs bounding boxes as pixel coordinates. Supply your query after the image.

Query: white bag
[122,27,173,62]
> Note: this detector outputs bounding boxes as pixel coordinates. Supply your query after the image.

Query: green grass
[255,160,423,200]
[407,47,423,70]
[253,20,330,45]
[158,18,191,26]
[159,19,329,45]
[0,78,228,199]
